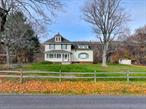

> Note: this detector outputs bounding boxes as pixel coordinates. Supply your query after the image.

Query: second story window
[61,44,67,49]
[49,44,55,49]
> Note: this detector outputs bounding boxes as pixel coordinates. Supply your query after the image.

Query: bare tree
[82,0,128,66]
[117,28,131,41]
[0,12,39,66]
[0,0,63,31]
[0,0,63,65]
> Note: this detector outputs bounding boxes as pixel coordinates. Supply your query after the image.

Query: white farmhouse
[44,33,93,64]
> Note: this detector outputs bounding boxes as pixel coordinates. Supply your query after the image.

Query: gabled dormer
[44,33,71,44]
[44,33,72,52]
[55,33,62,42]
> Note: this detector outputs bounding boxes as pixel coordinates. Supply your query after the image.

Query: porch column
[70,53,71,62]
[68,53,70,62]
[56,53,57,58]
[61,53,63,62]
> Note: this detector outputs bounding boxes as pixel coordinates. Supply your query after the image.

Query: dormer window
[55,37,62,42]
[78,45,89,49]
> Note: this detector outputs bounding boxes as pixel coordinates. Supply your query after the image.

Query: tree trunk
[5,46,10,66]
[102,43,109,67]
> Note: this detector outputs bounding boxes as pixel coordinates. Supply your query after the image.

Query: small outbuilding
[119,59,132,65]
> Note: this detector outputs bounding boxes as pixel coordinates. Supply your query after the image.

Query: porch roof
[44,50,72,54]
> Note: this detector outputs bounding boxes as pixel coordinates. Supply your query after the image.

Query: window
[61,44,67,49]
[49,54,53,58]
[57,54,61,58]
[55,37,62,42]
[78,53,89,59]
[78,45,89,49]
[49,44,55,49]
[47,54,61,59]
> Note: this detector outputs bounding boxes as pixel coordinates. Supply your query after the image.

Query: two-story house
[44,33,93,64]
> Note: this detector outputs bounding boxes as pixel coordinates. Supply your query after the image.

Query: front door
[62,53,71,64]
[63,54,68,62]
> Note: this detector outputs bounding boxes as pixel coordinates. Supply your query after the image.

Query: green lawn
[1,63,146,82]
[23,63,146,72]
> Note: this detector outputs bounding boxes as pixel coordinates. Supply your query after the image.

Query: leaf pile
[0,80,146,95]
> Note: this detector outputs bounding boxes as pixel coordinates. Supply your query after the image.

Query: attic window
[55,37,61,42]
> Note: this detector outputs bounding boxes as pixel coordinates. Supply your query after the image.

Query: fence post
[20,69,23,83]
[59,69,62,82]
[126,71,130,82]
[94,70,96,82]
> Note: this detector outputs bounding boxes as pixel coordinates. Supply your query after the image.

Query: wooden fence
[0,70,146,83]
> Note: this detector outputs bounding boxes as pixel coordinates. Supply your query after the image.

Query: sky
[41,0,146,42]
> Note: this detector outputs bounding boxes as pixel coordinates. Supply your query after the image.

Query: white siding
[45,45,50,52]
[45,44,71,52]
[71,50,93,62]
[44,44,94,63]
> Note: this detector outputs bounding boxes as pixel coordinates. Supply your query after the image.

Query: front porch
[45,50,72,64]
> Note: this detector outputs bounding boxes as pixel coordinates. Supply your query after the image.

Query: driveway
[0,95,146,109]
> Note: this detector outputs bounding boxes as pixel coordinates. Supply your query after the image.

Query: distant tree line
[108,25,146,65]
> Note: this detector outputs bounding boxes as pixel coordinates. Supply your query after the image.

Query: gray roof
[72,41,100,50]
[44,33,100,50]
[44,33,71,44]
[72,41,94,45]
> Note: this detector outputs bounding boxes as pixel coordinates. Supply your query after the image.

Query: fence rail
[0,70,146,83]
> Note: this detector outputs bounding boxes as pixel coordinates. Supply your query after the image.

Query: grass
[22,63,146,72]
[1,63,146,82]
